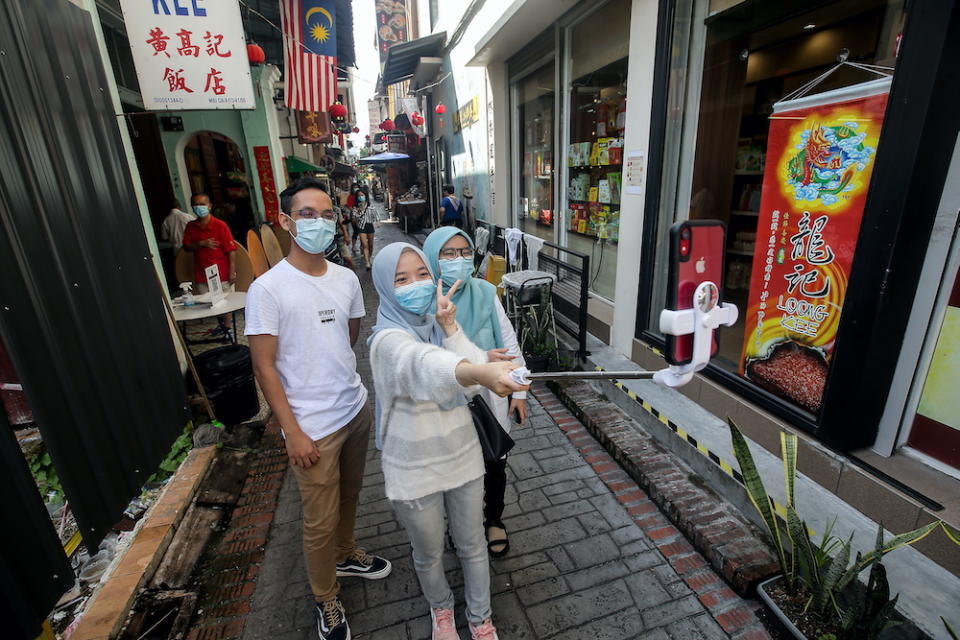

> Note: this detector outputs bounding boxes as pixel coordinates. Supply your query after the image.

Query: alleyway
[191,206,768,640]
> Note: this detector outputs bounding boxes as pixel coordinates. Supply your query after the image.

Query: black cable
[591,238,605,287]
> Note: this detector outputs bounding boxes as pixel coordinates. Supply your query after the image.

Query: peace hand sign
[435,279,461,335]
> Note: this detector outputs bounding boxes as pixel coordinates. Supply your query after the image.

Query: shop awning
[358,152,410,164]
[382,32,446,87]
[286,155,326,174]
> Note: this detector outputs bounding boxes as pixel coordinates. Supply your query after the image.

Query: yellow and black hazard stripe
[596,365,794,524]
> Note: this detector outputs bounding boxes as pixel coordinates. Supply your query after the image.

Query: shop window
[516,63,556,244]
[643,0,906,414]
[563,0,631,302]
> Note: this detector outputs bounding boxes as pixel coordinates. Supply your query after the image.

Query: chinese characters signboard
[253,146,280,224]
[453,96,480,133]
[739,79,890,413]
[297,111,334,144]
[375,0,408,62]
[120,0,255,110]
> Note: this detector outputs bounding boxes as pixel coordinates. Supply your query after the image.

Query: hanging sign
[298,111,334,144]
[120,0,255,110]
[739,78,890,413]
[253,146,280,225]
[375,0,408,62]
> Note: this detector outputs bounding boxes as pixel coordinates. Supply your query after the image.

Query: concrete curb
[71,445,217,640]
[547,379,780,596]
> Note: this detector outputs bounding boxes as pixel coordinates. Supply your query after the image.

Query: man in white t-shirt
[246,178,391,640]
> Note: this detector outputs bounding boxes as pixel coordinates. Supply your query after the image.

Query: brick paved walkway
[191,212,770,639]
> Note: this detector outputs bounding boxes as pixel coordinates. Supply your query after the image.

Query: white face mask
[286,214,336,254]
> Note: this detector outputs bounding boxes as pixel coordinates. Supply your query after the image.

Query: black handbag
[467,395,515,463]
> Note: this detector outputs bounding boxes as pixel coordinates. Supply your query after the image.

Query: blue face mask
[290,216,336,255]
[193,205,210,218]
[438,257,473,286]
[394,280,435,315]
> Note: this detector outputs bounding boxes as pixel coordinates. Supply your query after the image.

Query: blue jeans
[392,477,490,624]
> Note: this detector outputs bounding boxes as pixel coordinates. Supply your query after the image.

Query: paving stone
[642,595,704,629]
[564,559,632,592]
[565,533,621,568]
[515,576,570,606]
[510,560,561,587]
[526,580,634,638]
[549,607,646,640]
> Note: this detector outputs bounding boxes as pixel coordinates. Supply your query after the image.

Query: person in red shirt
[182,193,237,290]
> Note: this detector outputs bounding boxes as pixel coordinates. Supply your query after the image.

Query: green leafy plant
[836,525,901,640]
[943,617,959,640]
[519,295,557,360]
[147,424,195,483]
[29,448,63,503]
[727,418,949,626]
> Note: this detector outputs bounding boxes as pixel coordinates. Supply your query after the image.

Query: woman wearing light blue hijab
[422,227,528,558]
[368,242,527,640]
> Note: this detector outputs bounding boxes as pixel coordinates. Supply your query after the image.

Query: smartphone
[664,220,726,366]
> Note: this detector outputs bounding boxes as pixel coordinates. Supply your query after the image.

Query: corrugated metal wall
[0,0,188,565]
[0,410,74,639]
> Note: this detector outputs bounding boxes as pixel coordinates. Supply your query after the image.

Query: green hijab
[422,227,504,351]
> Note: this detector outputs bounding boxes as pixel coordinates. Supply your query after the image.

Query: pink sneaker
[469,619,499,640]
[431,607,461,640]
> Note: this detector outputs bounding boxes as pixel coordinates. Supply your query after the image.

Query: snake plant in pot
[727,419,952,639]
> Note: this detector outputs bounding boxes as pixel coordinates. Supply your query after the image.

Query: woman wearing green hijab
[423,227,528,558]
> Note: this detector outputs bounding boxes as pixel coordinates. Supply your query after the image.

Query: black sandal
[485,522,509,558]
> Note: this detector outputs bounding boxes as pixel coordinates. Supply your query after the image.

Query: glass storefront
[562,0,630,302]
[643,0,907,415]
[517,63,556,243]
[510,0,630,303]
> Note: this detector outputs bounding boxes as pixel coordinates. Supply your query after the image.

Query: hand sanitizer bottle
[179,282,195,306]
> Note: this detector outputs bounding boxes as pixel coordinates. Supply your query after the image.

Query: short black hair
[191,192,210,204]
[442,184,455,195]
[280,177,328,214]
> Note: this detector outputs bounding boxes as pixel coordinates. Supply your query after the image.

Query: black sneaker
[335,548,392,580]
[316,597,350,640]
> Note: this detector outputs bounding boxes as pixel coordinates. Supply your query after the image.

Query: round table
[172,291,247,346]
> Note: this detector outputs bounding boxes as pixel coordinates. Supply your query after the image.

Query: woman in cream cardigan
[368,242,527,640]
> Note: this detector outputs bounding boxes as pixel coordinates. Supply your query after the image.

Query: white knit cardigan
[369,326,487,502]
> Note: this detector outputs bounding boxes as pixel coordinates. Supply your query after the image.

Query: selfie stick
[510,281,738,389]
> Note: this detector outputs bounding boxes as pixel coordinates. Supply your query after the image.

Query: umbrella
[358,151,410,164]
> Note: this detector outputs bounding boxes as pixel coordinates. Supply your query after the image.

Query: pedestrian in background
[423,227,528,558]
[160,199,193,255]
[246,178,391,640]
[440,184,464,228]
[368,242,528,640]
[182,193,237,291]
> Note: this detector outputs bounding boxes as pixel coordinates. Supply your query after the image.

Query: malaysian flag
[280,0,338,112]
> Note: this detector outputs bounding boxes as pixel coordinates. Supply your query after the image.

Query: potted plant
[727,420,958,639]
[519,296,558,372]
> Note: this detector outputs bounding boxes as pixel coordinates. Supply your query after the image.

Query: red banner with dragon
[739,80,890,413]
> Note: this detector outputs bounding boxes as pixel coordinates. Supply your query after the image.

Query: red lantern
[365,134,371,139]
[329,102,348,120]
[247,43,265,65]
[434,103,446,115]
[381,118,396,131]
[352,126,360,133]
[411,112,425,126]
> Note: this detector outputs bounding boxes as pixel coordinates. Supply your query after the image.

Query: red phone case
[664,221,726,366]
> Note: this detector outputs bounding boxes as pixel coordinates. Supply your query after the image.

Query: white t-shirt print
[244,259,367,441]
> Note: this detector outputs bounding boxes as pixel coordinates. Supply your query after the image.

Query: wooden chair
[273,223,292,256]
[232,244,255,292]
[260,223,284,266]
[174,249,193,285]
[246,229,270,277]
